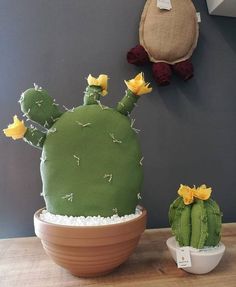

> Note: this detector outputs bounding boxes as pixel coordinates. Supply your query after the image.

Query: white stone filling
[175,240,221,252]
[40,207,142,226]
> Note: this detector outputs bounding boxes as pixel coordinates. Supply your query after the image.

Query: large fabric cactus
[169,185,222,249]
[4,73,152,217]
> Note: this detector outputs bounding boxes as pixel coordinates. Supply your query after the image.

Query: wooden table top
[0,223,235,287]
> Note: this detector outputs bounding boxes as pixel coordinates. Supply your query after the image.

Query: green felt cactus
[3,73,152,217]
[20,84,63,129]
[169,185,222,249]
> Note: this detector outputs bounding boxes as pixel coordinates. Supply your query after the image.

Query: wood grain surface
[0,223,235,287]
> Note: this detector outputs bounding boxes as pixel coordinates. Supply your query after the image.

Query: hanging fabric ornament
[127,0,199,86]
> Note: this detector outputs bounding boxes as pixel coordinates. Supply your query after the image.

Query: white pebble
[40,207,142,226]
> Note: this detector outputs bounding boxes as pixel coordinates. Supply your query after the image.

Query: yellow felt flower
[124,72,152,96]
[178,184,212,205]
[87,74,108,96]
[194,185,212,201]
[178,184,194,205]
[3,115,27,140]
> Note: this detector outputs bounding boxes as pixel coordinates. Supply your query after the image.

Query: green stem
[83,86,103,105]
[116,90,139,116]
[20,88,63,130]
[23,126,46,149]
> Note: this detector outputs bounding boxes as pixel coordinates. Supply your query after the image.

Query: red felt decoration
[152,63,172,86]
[127,0,199,86]
[127,45,150,66]
[173,59,194,81]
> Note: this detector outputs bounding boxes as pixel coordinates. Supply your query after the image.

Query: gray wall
[0,0,236,238]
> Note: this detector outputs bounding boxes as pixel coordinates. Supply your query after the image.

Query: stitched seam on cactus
[194,201,207,249]
[96,100,108,110]
[37,137,43,147]
[104,174,113,183]
[23,137,33,146]
[73,155,80,166]
[137,193,142,200]
[40,155,47,163]
[18,93,25,103]
[51,116,60,122]
[35,100,43,107]
[44,121,49,128]
[132,128,140,134]
[112,208,118,214]
[47,127,57,135]
[63,105,75,112]
[131,119,140,134]
[62,193,73,202]
[33,83,42,91]
[52,99,59,106]
[206,200,220,245]
[30,125,37,136]
[109,133,122,144]
[76,121,91,128]
[23,109,31,118]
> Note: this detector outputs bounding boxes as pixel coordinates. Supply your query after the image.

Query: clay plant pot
[34,208,147,277]
[166,237,225,274]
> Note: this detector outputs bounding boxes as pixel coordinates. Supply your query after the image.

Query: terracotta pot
[166,237,225,274]
[34,208,147,277]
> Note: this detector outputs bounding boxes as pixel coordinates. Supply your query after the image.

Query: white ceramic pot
[166,236,225,274]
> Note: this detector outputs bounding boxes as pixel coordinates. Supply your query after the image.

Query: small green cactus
[4,73,152,217]
[169,185,222,249]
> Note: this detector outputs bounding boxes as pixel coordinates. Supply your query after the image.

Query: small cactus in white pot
[166,184,225,274]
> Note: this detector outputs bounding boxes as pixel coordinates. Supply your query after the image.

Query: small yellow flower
[87,74,108,96]
[3,115,27,140]
[178,184,194,205]
[194,185,212,201]
[124,72,152,96]
[178,184,212,205]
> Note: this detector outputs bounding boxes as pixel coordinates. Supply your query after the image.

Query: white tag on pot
[196,12,201,23]
[157,0,172,10]
[176,246,192,268]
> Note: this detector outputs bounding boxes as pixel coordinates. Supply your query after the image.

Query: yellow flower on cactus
[178,184,194,205]
[3,115,27,140]
[87,74,108,96]
[178,184,212,205]
[194,185,212,201]
[124,72,152,96]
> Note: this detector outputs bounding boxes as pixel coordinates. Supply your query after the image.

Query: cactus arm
[116,73,152,116]
[23,126,46,149]
[179,205,191,246]
[204,199,222,246]
[116,90,139,116]
[84,74,108,105]
[170,198,185,243]
[83,86,103,105]
[20,87,63,129]
[168,196,182,226]
[190,199,208,249]
[170,198,191,246]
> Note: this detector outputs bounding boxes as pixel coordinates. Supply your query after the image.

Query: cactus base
[166,237,225,274]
